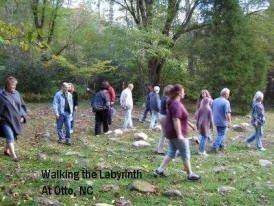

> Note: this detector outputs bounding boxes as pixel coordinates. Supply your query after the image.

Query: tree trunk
[148,57,164,85]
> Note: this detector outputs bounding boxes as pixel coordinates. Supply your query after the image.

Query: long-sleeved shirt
[53,91,73,116]
[150,92,161,112]
[120,88,133,109]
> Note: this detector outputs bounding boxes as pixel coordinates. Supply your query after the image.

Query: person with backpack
[91,82,110,135]
[0,76,27,162]
[53,82,74,145]
[120,83,134,130]
[150,86,161,129]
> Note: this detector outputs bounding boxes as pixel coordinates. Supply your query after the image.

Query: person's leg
[142,107,149,121]
[157,140,176,172]
[1,124,17,159]
[102,110,109,133]
[95,111,103,135]
[56,114,65,140]
[219,127,227,149]
[246,126,257,144]
[199,135,207,153]
[150,110,157,129]
[213,127,225,149]
[156,116,166,153]
[123,109,129,129]
[128,109,133,128]
[64,113,71,144]
[255,126,263,149]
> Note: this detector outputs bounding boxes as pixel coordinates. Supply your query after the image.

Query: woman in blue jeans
[154,84,200,181]
[246,91,266,151]
[0,76,27,161]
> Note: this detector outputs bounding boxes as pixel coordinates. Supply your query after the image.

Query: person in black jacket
[140,84,153,123]
[0,76,27,162]
[68,83,78,133]
[91,82,110,135]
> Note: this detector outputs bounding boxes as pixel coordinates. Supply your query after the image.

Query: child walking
[196,97,213,156]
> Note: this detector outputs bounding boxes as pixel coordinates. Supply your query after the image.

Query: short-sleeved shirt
[212,97,231,127]
[165,99,189,139]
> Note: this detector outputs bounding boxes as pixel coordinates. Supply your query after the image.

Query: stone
[37,197,61,206]
[163,189,182,197]
[259,159,272,167]
[101,184,120,192]
[129,180,156,193]
[213,166,227,173]
[95,204,113,206]
[218,186,236,195]
[232,124,247,132]
[114,129,123,136]
[37,153,47,161]
[105,131,113,135]
[134,132,148,141]
[65,151,85,158]
[132,140,151,148]
[240,123,250,128]
[115,197,133,206]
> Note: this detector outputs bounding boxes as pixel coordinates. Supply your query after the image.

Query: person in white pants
[120,84,134,130]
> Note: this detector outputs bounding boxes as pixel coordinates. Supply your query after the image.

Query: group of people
[0,75,267,185]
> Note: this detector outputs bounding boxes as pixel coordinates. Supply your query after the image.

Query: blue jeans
[150,110,159,129]
[56,112,71,140]
[246,126,263,149]
[199,135,209,153]
[166,138,190,161]
[0,124,15,143]
[123,108,133,129]
[213,126,227,149]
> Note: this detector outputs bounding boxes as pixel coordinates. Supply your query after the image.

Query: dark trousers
[95,110,109,135]
[142,107,151,121]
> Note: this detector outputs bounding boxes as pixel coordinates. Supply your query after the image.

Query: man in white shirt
[120,84,134,129]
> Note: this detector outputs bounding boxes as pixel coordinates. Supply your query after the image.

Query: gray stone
[259,159,272,167]
[101,184,120,192]
[37,197,61,206]
[163,189,182,197]
[129,180,156,193]
[114,129,123,136]
[218,186,236,195]
[132,140,151,148]
[232,124,247,132]
[37,153,47,161]
[65,151,85,158]
[134,132,148,141]
[115,197,133,206]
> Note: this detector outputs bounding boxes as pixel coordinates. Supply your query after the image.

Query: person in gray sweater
[150,86,161,129]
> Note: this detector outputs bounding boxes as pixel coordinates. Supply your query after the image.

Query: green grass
[0,103,273,206]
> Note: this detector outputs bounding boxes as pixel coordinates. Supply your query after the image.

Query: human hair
[163,84,173,96]
[169,84,183,99]
[128,83,134,90]
[5,76,18,89]
[199,89,211,100]
[220,88,230,96]
[101,81,109,90]
[253,91,264,102]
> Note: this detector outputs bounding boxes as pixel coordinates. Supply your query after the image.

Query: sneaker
[198,151,208,156]
[246,142,251,148]
[153,169,167,177]
[187,173,201,181]
[70,129,74,134]
[58,139,63,144]
[65,139,72,146]
[258,147,266,151]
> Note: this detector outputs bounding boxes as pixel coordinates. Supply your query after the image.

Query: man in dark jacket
[0,76,27,161]
[140,84,153,122]
[91,82,110,135]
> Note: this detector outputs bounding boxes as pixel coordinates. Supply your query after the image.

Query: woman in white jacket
[120,84,134,129]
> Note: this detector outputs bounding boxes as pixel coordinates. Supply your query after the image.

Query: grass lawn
[0,103,273,206]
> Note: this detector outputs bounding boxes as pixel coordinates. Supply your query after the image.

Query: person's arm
[74,92,78,110]
[187,120,196,131]
[52,93,60,119]
[19,93,27,123]
[225,102,232,127]
[173,118,184,139]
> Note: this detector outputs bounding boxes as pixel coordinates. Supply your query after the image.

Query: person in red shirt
[103,81,116,125]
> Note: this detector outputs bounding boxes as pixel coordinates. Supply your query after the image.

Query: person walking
[103,81,116,125]
[53,82,74,145]
[245,91,266,151]
[155,85,173,154]
[211,88,232,152]
[195,90,213,119]
[91,82,110,135]
[120,83,134,130]
[154,84,200,181]
[140,84,153,123]
[150,86,161,129]
[68,83,78,134]
[0,76,27,162]
[196,97,213,156]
